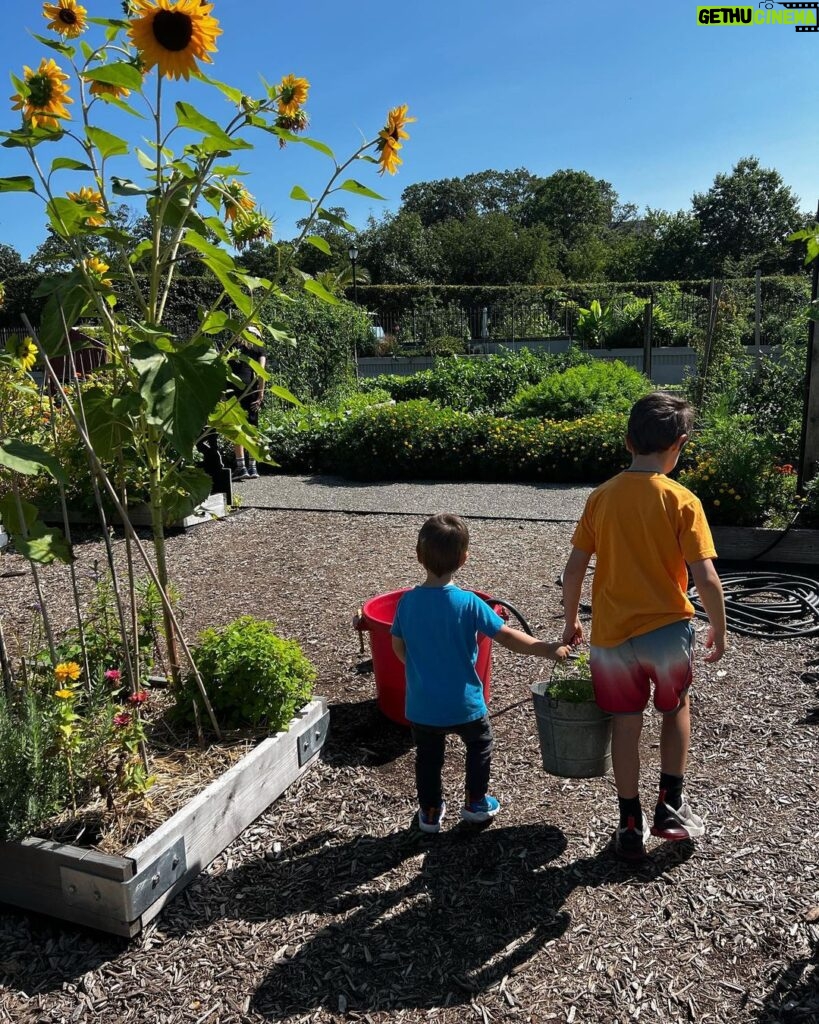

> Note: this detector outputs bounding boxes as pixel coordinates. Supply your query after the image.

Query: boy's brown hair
[417,513,469,577]
[627,392,694,455]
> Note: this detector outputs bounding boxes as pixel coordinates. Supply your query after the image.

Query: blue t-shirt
[390,585,504,726]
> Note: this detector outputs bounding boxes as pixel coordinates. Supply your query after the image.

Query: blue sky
[0,0,816,258]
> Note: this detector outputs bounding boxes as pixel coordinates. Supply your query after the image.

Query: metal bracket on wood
[297,710,330,766]
[61,837,187,922]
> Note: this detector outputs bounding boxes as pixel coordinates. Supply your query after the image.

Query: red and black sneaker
[614,813,649,861]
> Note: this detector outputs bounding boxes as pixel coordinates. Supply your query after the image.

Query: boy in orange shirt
[561,392,727,860]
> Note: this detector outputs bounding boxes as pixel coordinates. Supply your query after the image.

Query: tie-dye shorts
[590,619,695,715]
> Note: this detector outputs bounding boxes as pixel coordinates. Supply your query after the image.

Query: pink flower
[104,669,121,683]
[113,712,131,727]
[128,690,149,705]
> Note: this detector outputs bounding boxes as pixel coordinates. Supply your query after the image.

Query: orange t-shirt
[571,471,717,648]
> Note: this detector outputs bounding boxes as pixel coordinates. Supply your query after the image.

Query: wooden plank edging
[712,526,819,565]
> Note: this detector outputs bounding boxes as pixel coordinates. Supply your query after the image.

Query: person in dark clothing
[228,326,266,481]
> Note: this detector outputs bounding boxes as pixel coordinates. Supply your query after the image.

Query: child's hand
[704,627,726,663]
[562,619,583,647]
[549,643,572,662]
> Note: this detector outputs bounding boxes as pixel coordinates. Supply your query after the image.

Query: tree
[358,210,442,284]
[401,168,541,227]
[522,169,617,250]
[691,156,804,275]
[431,214,558,285]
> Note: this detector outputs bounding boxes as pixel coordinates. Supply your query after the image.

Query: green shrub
[328,400,629,482]
[177,617,316,731]
[506,360,651,421]
[360,348,591,414]
[678,414,796,527]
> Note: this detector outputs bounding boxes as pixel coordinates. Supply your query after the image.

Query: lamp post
[348,243,359,304]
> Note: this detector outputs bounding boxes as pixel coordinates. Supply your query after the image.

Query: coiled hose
[687,571,819,640]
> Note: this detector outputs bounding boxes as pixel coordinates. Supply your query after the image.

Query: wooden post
[754,269,762,364]
[643,294,653,381]
[797,202,819,491]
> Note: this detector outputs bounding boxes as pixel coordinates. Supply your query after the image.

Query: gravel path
[237,474,593,522]
[0,508,818,1023]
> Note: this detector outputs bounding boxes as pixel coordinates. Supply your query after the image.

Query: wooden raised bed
[0,696,329,937]
[712,526,819,565]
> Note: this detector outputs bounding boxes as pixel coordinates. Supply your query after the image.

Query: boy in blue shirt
[391,513,569,833]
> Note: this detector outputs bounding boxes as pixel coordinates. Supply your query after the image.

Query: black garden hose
[687,571,819,640]
[486,598,533,636]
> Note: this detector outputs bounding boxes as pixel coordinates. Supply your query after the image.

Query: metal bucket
[531,681,612,778]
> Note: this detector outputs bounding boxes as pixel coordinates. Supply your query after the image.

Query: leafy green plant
[547,652,594,702]
[176,617,316,731]
[575,299,616,347]
[505,360,651,421]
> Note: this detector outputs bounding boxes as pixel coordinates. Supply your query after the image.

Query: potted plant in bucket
[530,652,612,778]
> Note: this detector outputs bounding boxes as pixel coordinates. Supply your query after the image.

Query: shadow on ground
[323,698,414,767]
[756,935,819,1022]
[154,822,693,1019]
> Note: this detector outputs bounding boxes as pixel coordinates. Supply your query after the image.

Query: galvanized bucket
[531,681,612,778]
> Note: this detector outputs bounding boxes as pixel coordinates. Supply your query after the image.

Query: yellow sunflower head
[54,688,76,700]
[54,661,82,683]
[375,105,414,175]
[43,0,88,38]
[5,335,38,372]
[10,58,73,130]
[220,179,255,222]
[230,210,274,250]
[128,0,221,81]
[84,256,113,287]
[67,186,106,227]
[277,74,309,116]
[87,79,131,100]
[275,108,309,146]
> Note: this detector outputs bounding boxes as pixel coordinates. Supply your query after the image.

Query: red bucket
[357,588,503,726]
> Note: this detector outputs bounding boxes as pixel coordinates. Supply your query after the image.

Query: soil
[0,506,818,1023]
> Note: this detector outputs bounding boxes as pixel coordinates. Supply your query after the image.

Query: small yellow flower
[67,185,105,227]
[277,74,309,116]
[713,499,721,507]
[87,79,131,100]
[43,0,88,38]
[54,661,81,683]
[6,335,38,371]
[220,179,255,223]
[54,688,75,700]
[83,256,112,286]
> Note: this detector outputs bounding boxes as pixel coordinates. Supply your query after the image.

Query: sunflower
[87,79,132,100]
[127,0,221,81]
[10,58,73,130]
[5,335,38,371]
[376,104,415,176]
[67,186,106,227]
[230,210,274,250]
[220,179,255,222]
[43,0,88,38]
[84,256,113,287]
[275,108,308,146]
[277,74,309,116]
[54,661,82,683]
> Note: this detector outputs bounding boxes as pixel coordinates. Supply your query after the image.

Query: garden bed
[1,507,818,1023]
[712,525,819,564]
[0,697,328,937]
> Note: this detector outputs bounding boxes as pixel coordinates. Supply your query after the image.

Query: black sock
[659,772,683,810]
[618,795,642,828]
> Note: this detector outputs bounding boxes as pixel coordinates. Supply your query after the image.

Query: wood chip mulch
[1,507,818,1024]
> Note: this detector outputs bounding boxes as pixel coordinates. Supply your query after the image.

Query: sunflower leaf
[0,176,36,194]
[339,179,385,201]
[17,523,74,566]
[111,176,158,198]
[83,63,144,91]
[195,72,244,106]
[316,207,357,232]
[87,18,130,28]
[135,148,157,171]
[30,33,76,58]
[50,157,94,173]
[0,439,65,481]
[272,128,335,160]
[93,93,145,119]
[290,185,313,202]
[184,230,236,270]
[305,235,332,256]
[202,216,231,245]
[86,126,129,159]
[303,279,339,305]
[176,102,251,152]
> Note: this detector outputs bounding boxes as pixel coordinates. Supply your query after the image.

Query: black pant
[411,715,494,809]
